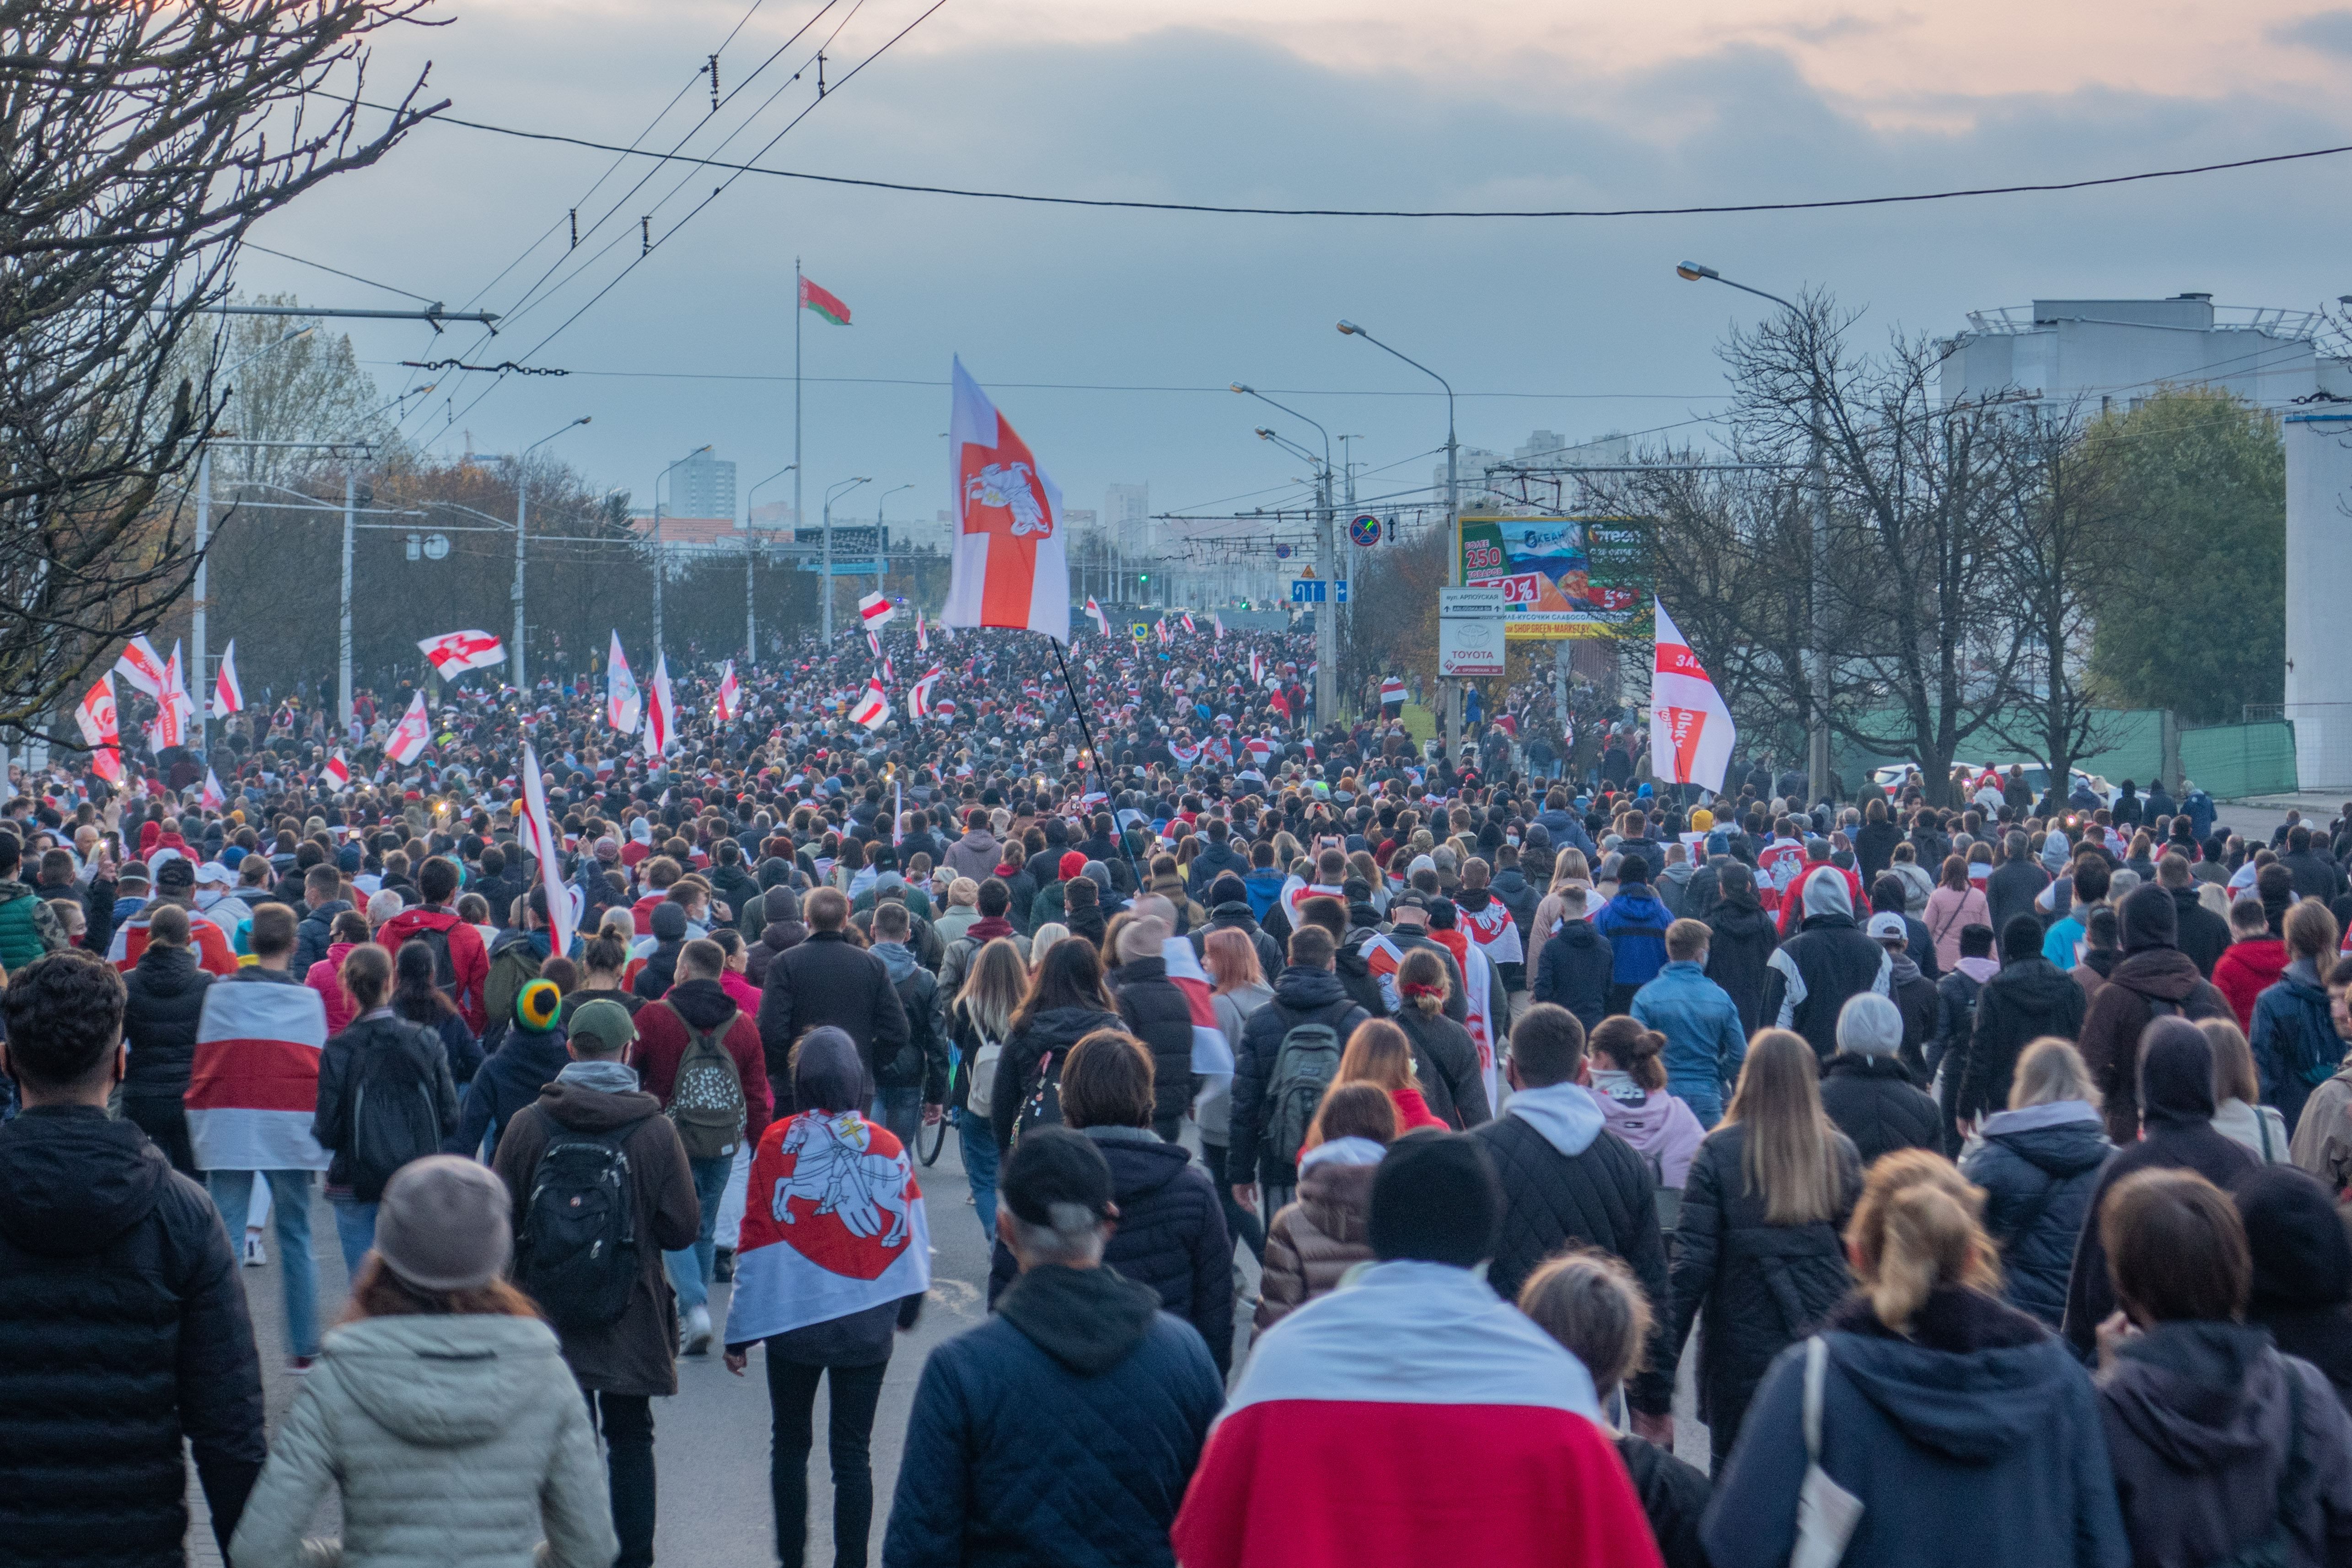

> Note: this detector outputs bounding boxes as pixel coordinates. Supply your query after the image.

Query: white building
[2287,413,2352,787]
[664,449,736,520]
[1940,295,2352,410]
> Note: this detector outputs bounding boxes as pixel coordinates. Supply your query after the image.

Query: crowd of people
[6,617,2352,1568]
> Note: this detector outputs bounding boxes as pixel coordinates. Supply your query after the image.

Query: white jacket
[231,1314,617,1568]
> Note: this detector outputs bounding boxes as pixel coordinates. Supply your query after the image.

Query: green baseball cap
[567,998,638,1053]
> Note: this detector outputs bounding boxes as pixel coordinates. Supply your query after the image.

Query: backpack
[1016,1050,1064,1143]
[659,1000,746,1161]
[346,1024,444,1202]
[1262,1016,1347,1169]
[515,1117,646,1330]
[408,922,460,998]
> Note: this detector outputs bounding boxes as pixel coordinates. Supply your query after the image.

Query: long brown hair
[340,1253,543,1325]
[1724,1029,1841,1225]
[1335,1018,1421,1095]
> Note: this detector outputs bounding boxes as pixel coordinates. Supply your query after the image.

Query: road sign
[796,560,882,575]
[1348,513,1381,547]
[1439,586,1507,618]
[1290,579,1325,603]
[794,525,887,553]
[1273,543,1293,560]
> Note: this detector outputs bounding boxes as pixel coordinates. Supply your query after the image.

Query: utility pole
[339,470,355,728]
[193,449,210,755]
[1808,393,1832,807]
[513,418,592,694]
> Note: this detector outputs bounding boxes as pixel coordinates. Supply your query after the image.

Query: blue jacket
[443,1022,569,1160]
[882,1264,1222,1568]
[1630,961,1748,1112]
[2249,961,2346,1135]
[1592,885,1674,987]
[1241,868,1286,924]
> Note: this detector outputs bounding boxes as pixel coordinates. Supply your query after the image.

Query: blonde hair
[1201,926,1264,993]
[1551,849,1591,891]
[2200,1018,2262,1106]
[954,937,1029,1041]
[2008,1037,2101,1112]
[1845,1149,2001,1333]
[2285,898,2339,983]
[1335,1018,1420,1095]
[1518,1249,1652,1407]
[1725,1029,1841,1225]
[1029,922,1070,967]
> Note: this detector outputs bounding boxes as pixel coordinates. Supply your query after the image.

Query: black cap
[1391,889,1429,912]
[1209,873,1248,907]
[1369,1133,1501,1268]
[999,1126,1115,1226]
[155,857,194,889]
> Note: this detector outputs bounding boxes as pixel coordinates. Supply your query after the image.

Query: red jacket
[2214,936,2289,1032]
[376,904,490,1035]
[630,978,774,1146]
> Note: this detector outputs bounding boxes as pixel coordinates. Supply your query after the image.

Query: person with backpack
[869,899,950,1146]
[480,884,551,1057]
[989,937,1123,1156]
[492,996,698,1568]
[377,855,490,1035]
[632,936,773,1359]
[946,937,1028,1246]
[311,941,461,1278]
[1226,924,1372,1221]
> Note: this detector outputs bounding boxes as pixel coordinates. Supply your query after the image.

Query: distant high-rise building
[665,449,736,520]
[1105,483,1149,554]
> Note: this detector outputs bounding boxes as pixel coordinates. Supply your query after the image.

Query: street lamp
[651,444,712,660]
[513,417,592,692]
[744,463,797,668]
[194,324,314,755]
[875,483,913,605]
[1236,383,1337,725]
[1675,259,1829,804]
[1338,318,1460,757]
[821,476,872,640]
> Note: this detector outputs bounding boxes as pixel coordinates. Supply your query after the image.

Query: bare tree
[0,0,440,743]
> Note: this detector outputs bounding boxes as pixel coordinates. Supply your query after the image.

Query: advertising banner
[1455,515,1648,639]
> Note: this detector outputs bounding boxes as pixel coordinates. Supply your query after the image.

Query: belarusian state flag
[607,632,641,734]
[419,629,506,678]
[941,357,1067,642]
[1650,597,1735,792]
[384,690,432,765]
[722,1109,929,1344]
[1162,937,1234,1074]
[799,275,852,327]
[185,978,333,1173]
[212,640,245,721]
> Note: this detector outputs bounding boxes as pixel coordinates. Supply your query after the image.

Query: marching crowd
[6,618,2352,1568]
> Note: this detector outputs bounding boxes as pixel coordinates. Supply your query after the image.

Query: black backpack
[406,923,460,999]
[514,1117,646,1331]
[1016,1050,1064,1144]
[346,1025,445,1202]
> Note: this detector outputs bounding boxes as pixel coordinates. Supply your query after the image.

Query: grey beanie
[372,1155,513,1291]
[1836,991,1905,1058]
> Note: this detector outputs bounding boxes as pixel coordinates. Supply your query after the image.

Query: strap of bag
[1804,1335,1828,1463]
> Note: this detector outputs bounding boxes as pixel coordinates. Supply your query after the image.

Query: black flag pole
[1049,631,1146,896]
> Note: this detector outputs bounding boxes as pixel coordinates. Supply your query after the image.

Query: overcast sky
[240,0,2352,542]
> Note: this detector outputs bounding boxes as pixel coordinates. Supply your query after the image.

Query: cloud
[2274,10,2352,54]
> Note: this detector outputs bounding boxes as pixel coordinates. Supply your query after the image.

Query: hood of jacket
[1989,956,2079,1008]
[1295,1154,1377,1242]
[1020,1004,1123,1057]
[2142,1019,2221,1127]
[658,975,741,1032]
[321,1314,568,1447]
[0,1106,170,1257]
[1207,900,1261,932]
[1831,1315,2076,1463]
[2112,946,2207,1004]
[1551,917,1608,951]
[1803,867,1855,919]
[1708,897,1774,937]
[1981,1101,2112,1177]
[1588,1073,1685,1151]
[535,1075,664,1133]
[2102,1321,2284,1472]
[1823,1052,1920,1086]
[874,940,919,985]
[132,940,204,995]
[1507,1080,1606,1157]
[995,1261,1163,1376]
[1085,1125,1195,1203]
[1270,963,1354,1014]
[757,918,807,955]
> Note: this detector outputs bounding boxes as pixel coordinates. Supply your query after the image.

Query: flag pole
[794,257,804,637]
[1048,634,1144,894]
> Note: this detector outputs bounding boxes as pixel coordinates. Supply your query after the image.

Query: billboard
[1455,514,1648,639]
[793,525,888,553]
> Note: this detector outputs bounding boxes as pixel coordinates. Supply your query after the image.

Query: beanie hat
[650,901,689,940]
[515,977,561,1032]
[1369,1133,1500,1268]
[2236,1165,2352,1311]
[373,1155,513,1291]
[2001,912,2045,965]
[1836,992,1904,1057]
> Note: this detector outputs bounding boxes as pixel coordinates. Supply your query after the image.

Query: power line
[378,111,2352,220]
[238,244,441,305]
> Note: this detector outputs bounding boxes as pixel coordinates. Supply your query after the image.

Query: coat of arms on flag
[419,629,506,678]
[722,1109,929,1344]
[940,356,1067,642]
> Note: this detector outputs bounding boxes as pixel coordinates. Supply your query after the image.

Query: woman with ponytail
[1389,946,1491,1129]
[1586,1016,1706,1228]
[1702,1149,2129,1568]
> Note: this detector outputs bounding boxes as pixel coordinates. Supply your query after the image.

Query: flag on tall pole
[383,690,432,766]
[521,742,575,959]
[75,674,122,783]
[606,632,641,734]
[941,357,1067,642]
[798,275,852,327]
[418,629,506,678]
[1650,598,1736,792]
[211,641,244,722]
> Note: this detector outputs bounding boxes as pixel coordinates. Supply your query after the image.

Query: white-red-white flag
[866,630,882,661]
[915,610,928,654]
[1155,619,1171,645]
[75,674,123,783]
[1381,675,1406,707]
[606,632,641,734]
[941,356,1067,642]
[199,768,226,813]
[185,980,331,1173]
[320,751,351,790]
[211,640,244,721]
[859,591,894,631]
[1213,611,1226,640]
[1084,597,1110,637]
[848,678,890,730]
[1651,598,1735,792]
[114,634,167,700]
[909,665,945,718]
[1250,650,1264,686]
[1181,612,1197,635]
[384,689,431,765]
[418,629,506,678]
[717,660,742,723]
[152,643,190,749]
[644,654,676,756]
[521,742,575,959]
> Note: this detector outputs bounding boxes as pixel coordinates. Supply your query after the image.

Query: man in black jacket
[1467,1003,1676,1445]
[292,862,351,976]
[1227,925,1370,1218]
[1532,884,1613,1031]
[119,902,214,1177]
[1818,991,1941,1165]
[0,949,266,1567]
[1985,831,2048,938]
[757,887,909,1114]
[1111,915,1199,1143]
[2160,851,2230,977]
[1763,867,1890,1060]
[1184,818,1250,901]
[1191,873,1283,981]
[1952,913,2090,1125]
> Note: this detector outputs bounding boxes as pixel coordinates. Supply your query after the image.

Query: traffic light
[1138,572,1149,584]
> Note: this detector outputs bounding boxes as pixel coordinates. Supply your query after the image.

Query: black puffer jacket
[119,943,213,1103]
[293,897,351,976]
[1704,895,1780,1036]
[1110,957,1199,1130]
[1960,1103,2113,1327]
[1393,1004,1492,1129]
[0,1106,265,1567]
[1818,1052,1941,1167]
[989,1004,1124,1154]
[985,1126,1234,1372]
[1532,918,1613,1031]
[313,1012,462,1200]
[1670,1120,1862,1458]
[1954,957,2088,1122]
[1470,1110,1675,1415]
[1226,965,1370,1190]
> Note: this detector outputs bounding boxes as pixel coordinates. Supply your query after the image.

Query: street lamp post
[1676,261,1830,805]
[1235,385,1337,727]
[196,326,314,754]
[821,476,872,641]
[1338,320,1458,761]
[513,417,591,693]
[652,444,712,661]
[744,463,797,667]
[875,483,912,606]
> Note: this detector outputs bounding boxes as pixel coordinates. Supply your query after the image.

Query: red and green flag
[798,275,851,326]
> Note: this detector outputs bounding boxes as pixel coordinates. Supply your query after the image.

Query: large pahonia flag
[723,1110,929,1343]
